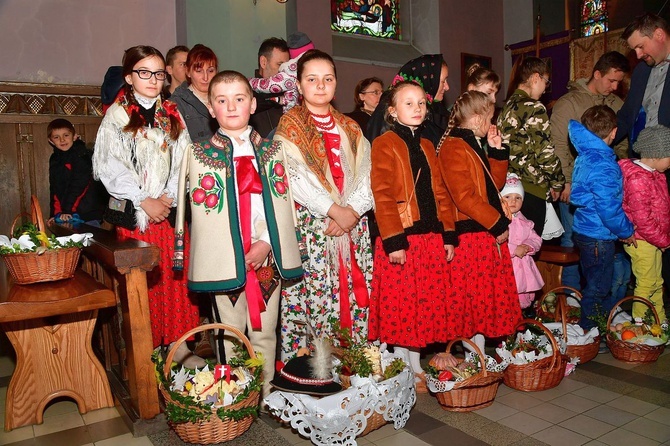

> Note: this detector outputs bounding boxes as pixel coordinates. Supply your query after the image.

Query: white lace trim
[264,367,416,445]
[135,93,158,109]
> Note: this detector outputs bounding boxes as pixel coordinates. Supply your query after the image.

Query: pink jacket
[619,159,670,249]
[507,212,544,293]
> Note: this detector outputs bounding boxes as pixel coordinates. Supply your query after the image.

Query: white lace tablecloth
[264,368,416,446]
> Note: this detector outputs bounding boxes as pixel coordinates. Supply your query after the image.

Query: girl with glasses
[93,45,203,368]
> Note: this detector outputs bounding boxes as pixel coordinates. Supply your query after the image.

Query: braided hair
[436,90,492,153]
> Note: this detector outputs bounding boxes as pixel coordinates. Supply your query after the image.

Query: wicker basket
[552,291,600,364]
[606,296,665,363]
[503,319,569,392]
[2,196,80,284]
[432,338,503,412]
[536,286,582,324]
[159,324,260,445]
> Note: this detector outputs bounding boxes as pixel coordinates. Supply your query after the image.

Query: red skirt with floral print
[445,231,522,339]
[117,219,199,347]
[368,233,450,348]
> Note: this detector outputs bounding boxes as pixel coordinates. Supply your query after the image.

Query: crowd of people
[45,12,670,398]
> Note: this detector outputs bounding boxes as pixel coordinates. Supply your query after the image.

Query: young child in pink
[501,173,544,309]
[619,125,670,323]
[248,32,314,113]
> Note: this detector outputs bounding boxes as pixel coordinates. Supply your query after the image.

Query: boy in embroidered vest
[173,71,303,398]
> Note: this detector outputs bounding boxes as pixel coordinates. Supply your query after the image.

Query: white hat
[500,173,524,198]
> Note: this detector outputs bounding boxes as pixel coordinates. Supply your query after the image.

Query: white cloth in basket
[264,367,416,446]
[544,322,599,346]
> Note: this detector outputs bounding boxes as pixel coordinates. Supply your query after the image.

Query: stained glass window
[331,0,400,40]
[581,0,608,37]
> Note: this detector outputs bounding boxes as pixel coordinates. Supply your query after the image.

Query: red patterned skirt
[446,231,521,339]
[117,219,199,347]
[368,233,450,348]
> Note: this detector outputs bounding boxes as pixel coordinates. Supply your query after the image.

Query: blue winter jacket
[569,120,634,241]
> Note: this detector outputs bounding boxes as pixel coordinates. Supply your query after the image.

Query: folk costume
[173,127,303,396]
[368,125,457,348]
[93,93,199,348]
[437,127,522,339]
[274,105,374,361]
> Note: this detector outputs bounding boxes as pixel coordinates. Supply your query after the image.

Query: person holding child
[48,118,106,225]
[274,49,374,361]
[619,125,670,324]
[569,105,636,331]
[248,32,315,115]
[437,90,521,354]
[93,45,202,367]
[501,173,544,310]
[368,79,456,392]
[173,71,304,397]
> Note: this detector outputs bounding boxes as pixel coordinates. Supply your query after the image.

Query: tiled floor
[2,345,670,445]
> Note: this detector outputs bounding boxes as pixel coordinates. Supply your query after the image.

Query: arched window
[581,0,608,37]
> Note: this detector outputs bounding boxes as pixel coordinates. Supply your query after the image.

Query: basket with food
[154,324,262,445]
[425,338,506,412]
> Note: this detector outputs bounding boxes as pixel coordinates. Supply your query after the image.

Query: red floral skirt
[368,233,450,348]
[117,220,199,347]
[445,231,521,339]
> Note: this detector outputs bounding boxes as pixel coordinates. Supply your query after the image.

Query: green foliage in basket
[332,321,374,378]
[587,304,612,336]
[382,358,407,380]
[152,347,263,424]
[0,223,87,255]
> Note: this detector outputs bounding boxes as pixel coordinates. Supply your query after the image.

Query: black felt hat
[271,355,342,396]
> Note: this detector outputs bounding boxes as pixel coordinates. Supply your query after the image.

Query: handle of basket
[163,323,257,380]
[558,294,568,342]
[30,195,46,241]
[606,296,660,331]
[10,212,32,237]
[445,337,488,377]
[537,286,583,323]
[513,318,560,371]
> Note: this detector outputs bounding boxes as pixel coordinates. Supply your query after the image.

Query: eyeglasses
[541,76,551,87]
[133,69,167,81]
[361,89,383,96]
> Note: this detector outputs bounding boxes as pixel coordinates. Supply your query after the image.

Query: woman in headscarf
[366,54,450,147]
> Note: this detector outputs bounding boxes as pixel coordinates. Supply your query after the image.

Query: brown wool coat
[371,131,455,240]
[437,136,508,231]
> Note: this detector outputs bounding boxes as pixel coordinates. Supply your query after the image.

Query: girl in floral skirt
[274,50,374,361]
[436,90,522,353]
[368,80,456,392]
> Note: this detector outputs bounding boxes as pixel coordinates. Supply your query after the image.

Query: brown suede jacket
[437,128,510,237]
[371,130,456,253]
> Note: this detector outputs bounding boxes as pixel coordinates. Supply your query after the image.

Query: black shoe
[598,340,609,354]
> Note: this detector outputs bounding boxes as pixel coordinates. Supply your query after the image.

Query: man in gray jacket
[550,51,630,291]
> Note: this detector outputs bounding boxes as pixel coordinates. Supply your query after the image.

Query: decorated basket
[555,292,600,364]
[606,296,665,363]
[3,196,80,284]
[503,319,569,392]
[265,354,416,446]
[536,286,582,324]
[158,324,261,445]
[426,338,504,412]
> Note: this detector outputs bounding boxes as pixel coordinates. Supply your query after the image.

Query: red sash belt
[323,132,368,334]
[235,155,266,331]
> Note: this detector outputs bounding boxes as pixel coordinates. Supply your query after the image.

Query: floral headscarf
[366,54,447,144]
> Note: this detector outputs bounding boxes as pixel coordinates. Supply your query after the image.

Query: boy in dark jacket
[48,119,106,224]
[569,105,636,331]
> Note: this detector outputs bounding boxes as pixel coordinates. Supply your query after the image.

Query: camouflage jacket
[498,89,565,199]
